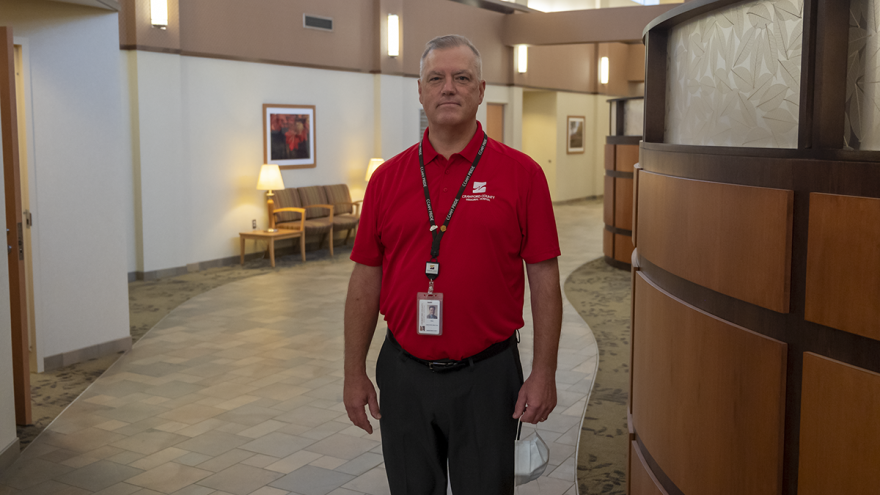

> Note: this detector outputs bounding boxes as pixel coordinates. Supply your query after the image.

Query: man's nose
[441,76,456,94]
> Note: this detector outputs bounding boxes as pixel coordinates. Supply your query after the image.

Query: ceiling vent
[303,14,333,32]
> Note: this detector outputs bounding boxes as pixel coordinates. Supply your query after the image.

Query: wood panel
[633,165,640,247]
[614,177,633,230]
[805,193,880,341]
[637,171,793,313]
[615,144,639,172]
[632,273,786,495]
[798,353,880,495]
[486,103,504,143]
[614,233,633,264]
[603,228,613,260]
[604,175,614,226]
[630,442,668,495]
[605,143,615,171]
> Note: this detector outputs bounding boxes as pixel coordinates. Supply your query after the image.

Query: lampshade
[257,164,285,191]
[365,158,384,181]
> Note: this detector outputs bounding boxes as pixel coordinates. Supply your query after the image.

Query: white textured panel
[624,98,644,136]
[665,0,804,148]
[845,0,880,150]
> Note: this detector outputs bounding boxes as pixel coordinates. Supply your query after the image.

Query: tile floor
[0,200,605,495]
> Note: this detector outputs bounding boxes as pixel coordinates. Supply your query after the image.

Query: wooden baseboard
[43,336,132,372]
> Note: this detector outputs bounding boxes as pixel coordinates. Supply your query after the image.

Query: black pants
[376,332,524,495]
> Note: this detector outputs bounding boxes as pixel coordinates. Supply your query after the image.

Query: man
[427,305,438,319]
[343,34,562,495]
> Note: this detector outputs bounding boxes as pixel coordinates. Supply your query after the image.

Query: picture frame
[263,104,316,169]
[567,115,586,154]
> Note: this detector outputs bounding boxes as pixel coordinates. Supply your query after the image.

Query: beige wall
[598,42,644,97]
[522,91,558,197]
[514,44,598,94]
[116,0,655,90]
[401,0,511,84]
[502,4,677,45]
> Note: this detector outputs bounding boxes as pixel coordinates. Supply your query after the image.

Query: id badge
[417,292,443,336]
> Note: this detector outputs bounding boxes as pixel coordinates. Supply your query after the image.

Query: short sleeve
[350,174,384,266]
[520,166,561,264]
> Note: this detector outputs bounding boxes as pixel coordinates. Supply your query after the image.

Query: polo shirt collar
[421,122,485,164]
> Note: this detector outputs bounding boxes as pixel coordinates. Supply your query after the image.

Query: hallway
[0,200,604,495]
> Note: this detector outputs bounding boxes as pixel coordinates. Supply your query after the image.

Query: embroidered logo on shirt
[472,182,487,193]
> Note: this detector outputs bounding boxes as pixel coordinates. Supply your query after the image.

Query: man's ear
[418,79,424,105]
[478,80,486,104]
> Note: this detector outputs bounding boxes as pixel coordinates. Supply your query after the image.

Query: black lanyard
[419,132,488,265]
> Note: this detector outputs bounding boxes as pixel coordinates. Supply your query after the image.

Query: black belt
[386,330,516,373]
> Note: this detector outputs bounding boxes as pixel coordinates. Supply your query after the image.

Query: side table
[239,229,305,268]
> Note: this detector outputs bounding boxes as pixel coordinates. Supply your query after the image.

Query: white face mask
[514,422,550,485]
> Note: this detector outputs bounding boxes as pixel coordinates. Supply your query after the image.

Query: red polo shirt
[351,123,560,360]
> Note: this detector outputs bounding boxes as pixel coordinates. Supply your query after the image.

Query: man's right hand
[343,373,381,434]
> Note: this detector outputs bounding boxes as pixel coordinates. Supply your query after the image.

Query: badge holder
[417,261,443,336]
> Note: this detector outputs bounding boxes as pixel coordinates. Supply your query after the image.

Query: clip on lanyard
[419,132,488,294]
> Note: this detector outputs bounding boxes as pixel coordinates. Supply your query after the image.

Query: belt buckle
[428,360,456,372]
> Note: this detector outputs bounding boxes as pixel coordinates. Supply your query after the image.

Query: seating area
[271,184,362,257]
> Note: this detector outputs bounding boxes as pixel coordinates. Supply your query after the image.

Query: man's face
[418,46,485,130]
[428,306,436,315]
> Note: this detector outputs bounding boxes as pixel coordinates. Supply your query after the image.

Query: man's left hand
[513,369,557,424]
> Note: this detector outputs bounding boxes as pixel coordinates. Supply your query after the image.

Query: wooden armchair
[297,186,337,256]
[324,184,362,245]
[272,207,306,261]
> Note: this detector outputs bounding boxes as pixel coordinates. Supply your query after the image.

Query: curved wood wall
[604,137,639,269]
[629,1,880,494]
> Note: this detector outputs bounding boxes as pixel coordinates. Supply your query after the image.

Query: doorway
[487,103,504,143]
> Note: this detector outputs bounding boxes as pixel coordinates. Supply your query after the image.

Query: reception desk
[630,1,880,494]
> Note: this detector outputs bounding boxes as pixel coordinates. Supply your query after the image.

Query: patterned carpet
[565,258,632,495]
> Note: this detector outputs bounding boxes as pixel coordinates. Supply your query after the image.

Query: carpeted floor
[566,258,632,495]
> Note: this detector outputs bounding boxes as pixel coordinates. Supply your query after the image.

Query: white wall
[129,53,379,271]
[1,0,131,369]
[0,91,18,466]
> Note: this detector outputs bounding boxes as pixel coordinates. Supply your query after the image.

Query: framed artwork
[567,116,586,154]
[263,104,316,169]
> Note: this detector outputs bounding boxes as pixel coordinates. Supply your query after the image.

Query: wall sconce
[151,0,168,29]
[388,14,400,57]
[516,45,528,74]
[257,164,285,232]
[365,158,385,181]
[600,56,609,85]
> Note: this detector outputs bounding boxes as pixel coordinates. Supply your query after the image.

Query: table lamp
[365,158,384,182]
[257,164,285,232]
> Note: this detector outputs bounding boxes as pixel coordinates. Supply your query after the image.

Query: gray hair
[419,34,482,81]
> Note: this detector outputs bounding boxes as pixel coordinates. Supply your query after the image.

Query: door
[487,103,504,143]
[1,26,32,426]
[14,43,37,376]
